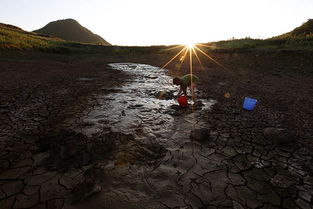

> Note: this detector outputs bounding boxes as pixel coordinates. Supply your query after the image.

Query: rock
[263,128,295,144]
[169,104,181,110]
[190,128,211,142]
[191,100,204,110]
[155,91,174,100]
[193,100,203,107]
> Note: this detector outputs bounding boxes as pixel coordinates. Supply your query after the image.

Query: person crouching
[173,74,199,102]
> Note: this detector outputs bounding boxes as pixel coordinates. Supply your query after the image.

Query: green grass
[209,20,313,51]
[0,23,172,55]
[0,23,62,50]
[275,19,313,39]
[0,23,111,53]
[2,21,313,55]
[208,37,313,51]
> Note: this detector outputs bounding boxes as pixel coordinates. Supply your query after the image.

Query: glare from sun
[185,42,195,49]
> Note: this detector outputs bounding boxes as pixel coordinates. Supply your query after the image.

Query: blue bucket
[243,97,257,111]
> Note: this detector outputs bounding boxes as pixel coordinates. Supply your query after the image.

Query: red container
[177,96,188,107]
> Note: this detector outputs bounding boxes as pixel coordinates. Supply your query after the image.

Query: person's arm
[175,86,183,98]
[176,85,187,97]
[182,85,187,96]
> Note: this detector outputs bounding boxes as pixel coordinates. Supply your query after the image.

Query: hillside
[0,22,65,50]
[275,19,313,39]
[1,19,313,53]
[34,19,111,45]
[0,22,116,52]
[210,19,313,51]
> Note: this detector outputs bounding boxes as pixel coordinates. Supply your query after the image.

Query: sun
[160,42,228,75]
[185,42,196,49]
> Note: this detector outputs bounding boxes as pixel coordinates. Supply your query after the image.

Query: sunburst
[185,42,195,49]
[160,42,228,74]
[160,42,232,107]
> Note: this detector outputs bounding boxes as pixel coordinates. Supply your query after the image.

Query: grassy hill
[0,22,66,50]
[0,22,169,56]
[210,20,313,51]
[34,19,110,45]
[1,19,313,53]
[275,19,313,39]
[0,22,116,53]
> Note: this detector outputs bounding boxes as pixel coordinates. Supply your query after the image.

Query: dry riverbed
[0,51,313,209]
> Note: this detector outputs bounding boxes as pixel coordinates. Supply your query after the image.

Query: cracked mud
[1,61,313,209]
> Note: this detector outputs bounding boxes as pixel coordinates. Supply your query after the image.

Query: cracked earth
[1,55,313,209]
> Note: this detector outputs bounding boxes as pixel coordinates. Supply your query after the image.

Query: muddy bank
[0,57,129,207]
[1,51,313,209]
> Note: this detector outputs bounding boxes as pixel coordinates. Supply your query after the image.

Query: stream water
[61,63,220,207]
[77,63,216,146]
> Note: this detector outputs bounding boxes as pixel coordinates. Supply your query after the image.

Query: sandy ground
[0,50,313,208]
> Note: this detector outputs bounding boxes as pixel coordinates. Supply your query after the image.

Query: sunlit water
[76,63,216,146]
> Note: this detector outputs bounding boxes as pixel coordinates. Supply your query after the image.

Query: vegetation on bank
[1,19,313,54]
[211,19,313,51]
[275,19,313,39]
[210,36,313,51]
[0,23,169,54]
[210,19,313,51]
[0,23,74,52]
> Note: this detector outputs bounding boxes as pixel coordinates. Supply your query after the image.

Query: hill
[274,19,313,39]
[0,21,115,53]
[1,19,313,53]
[34,19,111,45]
[0,22,65,50]
[210,19,313,51]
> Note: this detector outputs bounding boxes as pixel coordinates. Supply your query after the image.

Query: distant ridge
[275,19,313,39]
[0,23,23,31]
[34,19,111,45]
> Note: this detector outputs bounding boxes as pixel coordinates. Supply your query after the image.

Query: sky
[1,0,313,46]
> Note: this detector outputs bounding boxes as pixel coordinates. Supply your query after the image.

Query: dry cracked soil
[0,51,313,209]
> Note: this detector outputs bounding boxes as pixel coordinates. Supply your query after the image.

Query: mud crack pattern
[0,63,312,209]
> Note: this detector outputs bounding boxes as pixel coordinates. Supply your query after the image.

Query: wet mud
[1,61,313,209]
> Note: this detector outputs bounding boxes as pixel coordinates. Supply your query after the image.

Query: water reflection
[78,63,216,142]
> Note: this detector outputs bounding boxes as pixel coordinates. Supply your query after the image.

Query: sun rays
[160,43,228,75]
[159,42,233,112]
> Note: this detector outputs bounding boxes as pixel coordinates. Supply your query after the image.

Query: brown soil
[186,51,313,149]
[0,50,313,208]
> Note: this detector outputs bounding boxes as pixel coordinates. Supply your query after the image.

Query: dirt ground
[0,50,313,208]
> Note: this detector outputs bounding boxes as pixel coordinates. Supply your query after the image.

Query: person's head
[173,77,182,85]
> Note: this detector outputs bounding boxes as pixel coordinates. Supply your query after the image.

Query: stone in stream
[263,127,295,145]
[191,100,204,110]
[155,91,174,100]
[190,128,211,142]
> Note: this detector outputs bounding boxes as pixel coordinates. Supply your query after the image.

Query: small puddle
[76,63,216,146]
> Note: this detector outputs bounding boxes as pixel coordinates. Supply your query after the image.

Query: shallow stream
[77,63,216,146]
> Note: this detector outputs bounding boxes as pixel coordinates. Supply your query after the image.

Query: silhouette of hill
[34,19,111,45]
[275,19,313,39]
[0,21,112,52]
